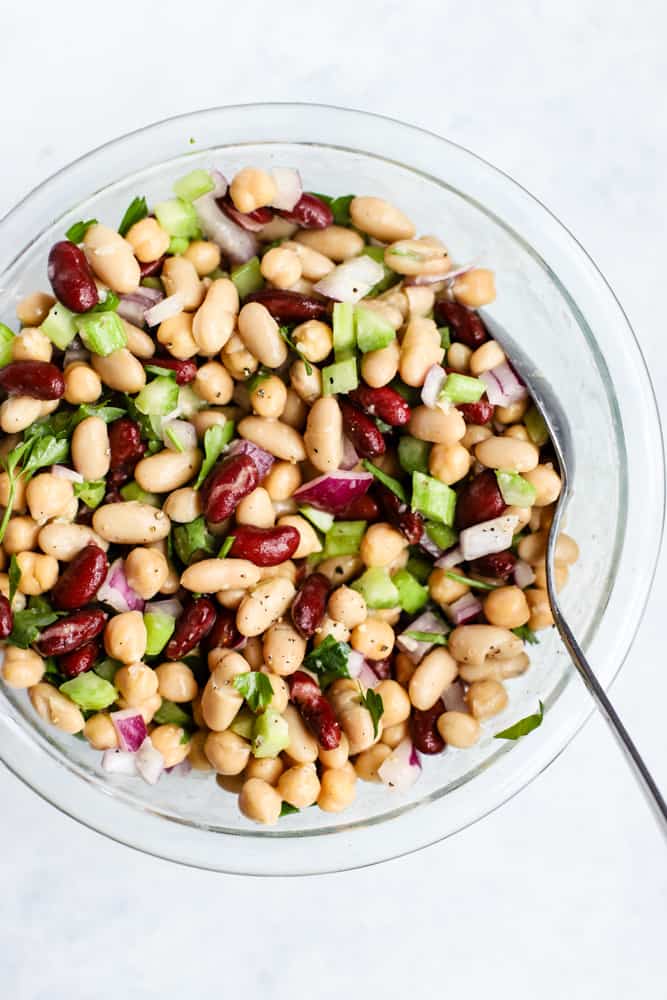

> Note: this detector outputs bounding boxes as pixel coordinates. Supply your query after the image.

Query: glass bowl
[0,104,663,875]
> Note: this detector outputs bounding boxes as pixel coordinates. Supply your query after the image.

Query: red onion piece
[404,263,475,287]
[98,558,145,614]
[194,192,258,264]
[101,749,138,775]
[421,364,447,408]
[110,708,148,752]
[434,546,464,569]
[210,169,228,198]
[459,514,519,561]
[270,168,302,211]
[397,610,449,664]
[292,471,373,514]
[442,679,468,713]
[135,738,165,785]
[358,661,381,690]
[514,559,536,589]
[144,598,183,619]
[313,256,384,303]
[340,436,360,471]
[145,293,183,328]
[117,288,164,327]
[479,362,527,407]
[378,739,422,791]
[51,464,83,484]
[226,439,275,480]
[347,650,365,678]
[220,197,273,232]
[447,592,483,625]
[162,419,197,452]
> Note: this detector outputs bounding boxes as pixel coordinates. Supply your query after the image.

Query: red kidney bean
[291,573,330,638]
[201,454,259,523]
[458,399,494,425]
[455,469,506,530]
[337,493,380,522]
[349,385,411,427]
[339,399,386,459]
[376,483,424,545]
[108,418,146,470]
[467,549,516,581]
[245,288,331,323]
[411,700,446,754]
[204,608,244,653]
[47,240,99,313]
[219,196,273,231]
[0,361,65,400]
[165,597,217,660]
[369,655,392,681]
[37,610,107,656]
[139,255,166,278]
[229,525,300,566]
[0,594,13,639]
[275,193,333,229]
[51,544,109,611]
[288,670,341,749]
[142,357,197,385]
[58,640,99,679]
[434,299,488,349]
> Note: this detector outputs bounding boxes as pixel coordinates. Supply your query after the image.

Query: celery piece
[168,236,189,255]
[524,405,549,447]
[94,658,121,683]
[439,326,451,349]
[143,613,176,656]
[119,482,161,506]
[75,311,127,357]
[392,569,429,614]
[154,198,201,239]
[231,257,264,299]
[230,707,255,740]
[411,472,456,526]
[354,306,396,354]
[252,709,290,759]
[332,302,356,359]
[173,169,214,202]
[322,357,358,396]
[41,302,78,350]
[59,673,117,712]
[153,700,191,726]
[398,435,431,475]
[425,520,458,551]
[361,245,399,297]
[323,521,367,559]
[406,554,433,584]
[135,376,179,417]
[0,323,15,366]
[439,373,485,404]
[495,470,537,507]
[351,567,400,609]
[299,505,334,534]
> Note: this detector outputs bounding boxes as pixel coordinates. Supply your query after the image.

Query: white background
[1,2,665,997]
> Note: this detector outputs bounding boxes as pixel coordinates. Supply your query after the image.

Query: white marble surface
[1,2,666,997]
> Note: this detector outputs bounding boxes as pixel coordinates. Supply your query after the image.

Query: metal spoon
[482,313,667,832]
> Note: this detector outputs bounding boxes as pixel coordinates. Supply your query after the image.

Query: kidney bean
[434,299,488,349]
[376,483,424,545]
[339,399,386,459]
[204,608,244,652]
[58,640,99,679]
[458,399,494,425]
[275,192,333,229]
[108,418,146,470]
[0,594,13,639]
[291,572,330,638]
[165,597,216,659]
[288,670,341,749]
[37,610,107,656]
[0,361,65,400]
[411,699,446,754]
[47,240,99,313]
[142,357,197,385]
[455,469,506,530]
[349,385,411,427]
[245,288,331,323]
[139,255,166,278]
[107,466,131,490]
[219,196,273,231]
[467,549,516,581]
[201,454,259,523]
[369,655,392,681]
[337,493,380,522]
[229,525,300,567]
[51,544,109,610]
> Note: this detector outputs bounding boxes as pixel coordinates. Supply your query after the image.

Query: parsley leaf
[66,219,97,243]
[361,459,408,504]
[193,422,235,490]
[512,625,540,645]
[22,436,70,481]
[9,598,62,649]
[280,802,299,817]
[403,630,448,645]
[358,685,384,737]
[118,196,148,237]
[495,701,544,740]
[73,480,106,509]
[309,192,356,226]
[153,700,192,726]
[218,536,235,559]
[233,671,274,712]
[172,516,217,566]
[89,290,119,313]
[8,555,20,606]
[303,636,351,688]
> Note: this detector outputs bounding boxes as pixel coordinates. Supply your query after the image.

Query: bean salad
[0,165,578,824]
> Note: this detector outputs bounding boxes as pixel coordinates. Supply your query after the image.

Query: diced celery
[135,376,179,417]
[59,673,117,711]
[168,236,189,255]
[332,302,356,359]
[406,554,433,584]
[153,700,191,726]
[361,245,399,297]
[154,198,201,239]
[411,472,456,526]
[299,505,334,534]
[41,302,78,350]
[389,377,421,407]
[119,482,161,506]
[177,383,207,417]
[0,323,15,366]
[141,276,163,290]
[398,435,431,475]
[525,405,549,447]
[230,707,255,740]
[495,470,537,507]
[351,567,400,609]
[252,709,290,758]
[392,568,429,614]
[354,306,395,353]
[143,613,176,656]
[231,257,264,299]
[439,373,485,404]
[173,168,214,202]
[439,326,451,349]
[93,658,120,683]
[323,521,366,559]
[322,356,358,395]
[75,311,127,356]
[425,520,458,551]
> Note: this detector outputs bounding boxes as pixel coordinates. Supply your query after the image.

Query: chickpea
[29,683,84,734]
[155,661,198,703]
[26,471,72,522]
[318,732,350,770]
[188,730,213,772]
[327,586,367,630]
[361,339,400,388]
[193,362,234,405]
[462,426,492,452]
[318,554,363,586]
[281,240,334,281]
[360,523,407,568]
[221,333,258,380]
[12,327,52,362]
[249,374,287,419]
[230,167,277,213]
[114,663,157,707]
[262,622,306,676]
[523,464,562,507]
[184,240,221,276]
[381,720,410,749]
[504,424,530,441]
[235,487,274,529]
[283,704,319,763]
[277,762,321,808]
[469,340,505,376]
[290,360,321,405]
[466,679,508,720]
[151,724,191,768]
[437,711,481,748]
[125,217,170,263]
[374,679,411,728]
[495,398,529,425]
[534,559,569,592]
[2,647,45,688]
[447,342,473,373]
[354,743,392,782]
[163,487,202,525]
[428,567,469,608]
[239,777,282,825]
[64,362,102,405]
[429,442,471,485]
[3,516,40,555]
[0,470,26,512]
[483,585,530,629]
[16,291,55,327]
[317,766,357,812]
[123,547,169,600]
[280,388,308,430]
[277,514,321,559]
[291,320,333,363]
[261,246,302,289]
[16,551,58,595]
[105,612,147,664]
[526,588,554,629]
[453,268,496,308]
[203,728,250,775]
[84,713,118,750]
[157,312,199,359]
[350,619,394,660]
[313,616,350,647]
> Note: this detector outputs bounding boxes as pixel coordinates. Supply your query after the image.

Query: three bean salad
[0,165,578,824]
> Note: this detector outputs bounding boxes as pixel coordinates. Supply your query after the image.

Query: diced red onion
[163,419,197,452]
[358,662,380,690]
[378,739,422,791]
[340,436,359,471]
[292,471,373,514]
[117,287,164,327]
[220,199,271,233]
[98,558,145,613]
[447,592,483,625]
[101,749,138,775]
[347,650,365,678]
[479,362,527,408]
[514,559,536,589]
[63,344,90,368]
[435,546,464,569]
[51,465,83,484]
[270,168,302,211]
[459,514,519,561]
[419,532,444,559]
[442,679,468,713]
[210,169,228,198]
[135,738,165,785]
[404,263,475,287]
[194,192,258,264]
[110,708,148,752]
[145,293,183,328]
[313,256,384,303]
[397,610,449,664]
[227,439,275,480]
[144,598,183,619]
[421,365,446,408]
